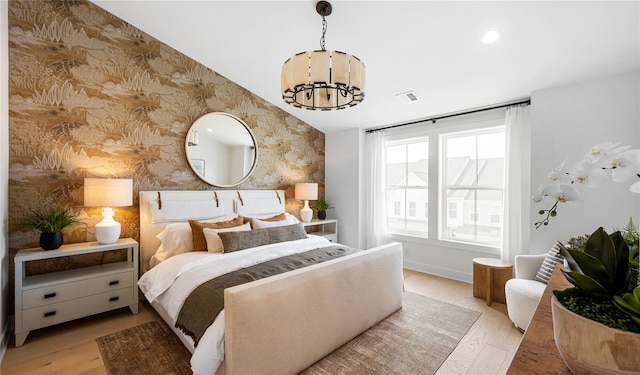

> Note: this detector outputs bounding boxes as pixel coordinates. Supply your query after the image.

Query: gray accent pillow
[265,224,308,245]
[218,224,308,253]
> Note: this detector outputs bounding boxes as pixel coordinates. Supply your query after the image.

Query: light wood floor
[1,269,523,374]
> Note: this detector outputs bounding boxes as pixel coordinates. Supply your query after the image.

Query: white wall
[530,71,640,254]
[326,71,640,283]
[326,128,364,248]
[1,0,10,361]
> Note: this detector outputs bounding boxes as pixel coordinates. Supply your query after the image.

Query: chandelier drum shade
[281,1,365,110]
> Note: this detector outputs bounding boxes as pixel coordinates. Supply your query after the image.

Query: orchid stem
[535,201,559,229]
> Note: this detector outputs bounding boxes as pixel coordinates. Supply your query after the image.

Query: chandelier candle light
[84,178,133,244]
[295,183,318,222]
[281,1,365,110]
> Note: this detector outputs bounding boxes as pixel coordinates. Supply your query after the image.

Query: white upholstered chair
[504,253,548,331]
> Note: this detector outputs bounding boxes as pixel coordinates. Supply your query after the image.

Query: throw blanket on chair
[176,245,359,345]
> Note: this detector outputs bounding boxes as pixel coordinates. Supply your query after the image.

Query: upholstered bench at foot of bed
[224,242,404,375]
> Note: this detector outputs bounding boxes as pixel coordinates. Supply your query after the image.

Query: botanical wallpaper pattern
[7,0,325,285]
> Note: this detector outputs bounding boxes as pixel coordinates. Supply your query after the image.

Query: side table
[14,238,138,346]
[301,219,338,242]
[472,257,513,305]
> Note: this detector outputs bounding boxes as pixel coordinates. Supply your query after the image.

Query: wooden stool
[473,257,513,305]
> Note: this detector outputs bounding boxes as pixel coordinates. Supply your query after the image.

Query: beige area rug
[302,292,481,374]
[97,292,481,375]
[96,320,191,375]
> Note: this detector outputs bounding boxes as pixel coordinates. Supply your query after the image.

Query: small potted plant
[310,198,333,220]
[18,205,80,250]
[552,227,640,374]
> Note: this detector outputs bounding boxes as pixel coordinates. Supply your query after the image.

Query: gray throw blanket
[175,245,359,346]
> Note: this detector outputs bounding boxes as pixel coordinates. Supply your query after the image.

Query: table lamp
[84,178,133,244]
[295,182,318,222]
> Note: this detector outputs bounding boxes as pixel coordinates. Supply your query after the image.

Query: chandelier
[281,1,365,110]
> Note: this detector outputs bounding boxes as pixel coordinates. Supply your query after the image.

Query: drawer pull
[109,296,119,302]
[44,311,56,318]
[109,280,119,286]
[44,292,56,299]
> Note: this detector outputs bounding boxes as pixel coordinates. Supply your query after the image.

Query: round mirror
[185,112,258,187]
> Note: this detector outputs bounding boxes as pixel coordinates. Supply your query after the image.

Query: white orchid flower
[583,141,629,163]
[606,149,640,183]
[548,184,581,203]
[546,160,571,183]
[532,182,581,203]
[534,141,639,229]
[567,161,607,187]
[532,183,549,203]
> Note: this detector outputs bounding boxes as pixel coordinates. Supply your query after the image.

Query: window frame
[383,109,506,255]
[385,136,429,237]
[439,126,506,247]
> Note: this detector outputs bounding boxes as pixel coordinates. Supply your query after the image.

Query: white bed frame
[138,190,404,375]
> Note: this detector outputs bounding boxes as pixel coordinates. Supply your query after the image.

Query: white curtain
[502,105,531,261]
[364,130,388,248]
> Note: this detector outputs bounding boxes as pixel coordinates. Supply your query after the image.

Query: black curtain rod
[365,98,531,133]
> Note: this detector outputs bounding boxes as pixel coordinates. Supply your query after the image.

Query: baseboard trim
[403,260,472,283]
[0,315,13,364]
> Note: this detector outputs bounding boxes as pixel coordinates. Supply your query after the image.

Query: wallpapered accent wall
[7,0,325,280]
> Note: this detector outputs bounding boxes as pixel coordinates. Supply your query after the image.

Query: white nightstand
[14,238,139,347]
[301,219,338,242]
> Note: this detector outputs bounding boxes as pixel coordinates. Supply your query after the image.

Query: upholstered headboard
[139,190,286,272]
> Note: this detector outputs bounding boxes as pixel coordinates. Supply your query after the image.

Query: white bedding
[137,235,333,375]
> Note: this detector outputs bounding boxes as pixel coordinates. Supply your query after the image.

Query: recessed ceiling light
[481,30,500,44]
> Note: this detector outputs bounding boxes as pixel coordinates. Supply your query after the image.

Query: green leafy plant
[17,206,80,233]
[566,234,589,251]
[310,198,333,212]
[555,226,639,332]
[620,217,639,289]
[560,227,630,299]
[614,287,640,326]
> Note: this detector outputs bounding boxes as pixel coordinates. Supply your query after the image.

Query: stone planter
[551,295,640,375]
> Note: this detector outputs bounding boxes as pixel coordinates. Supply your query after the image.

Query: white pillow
[252,218,289,229]
[285,213,300,224]
[203,222,252,253]
[155,222,193,260]
[251,213,300,229]
[154,214,239,260]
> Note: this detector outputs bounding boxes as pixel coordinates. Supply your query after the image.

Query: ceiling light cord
[320,14,327,51]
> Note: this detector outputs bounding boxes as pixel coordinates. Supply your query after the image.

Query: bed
[138,190,404,375]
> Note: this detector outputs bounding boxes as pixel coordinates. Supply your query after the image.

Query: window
[385,138,428,237]
[448,202,457,218]
[393,201,401,216]
[408,201,416,217]
[383,115,505,249]
[441,129,505,246]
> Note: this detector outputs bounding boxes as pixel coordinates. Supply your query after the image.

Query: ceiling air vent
[396,91,420,104]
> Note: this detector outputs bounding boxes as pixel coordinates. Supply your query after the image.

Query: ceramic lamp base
[95,207,121,244]
[300,200,313,222]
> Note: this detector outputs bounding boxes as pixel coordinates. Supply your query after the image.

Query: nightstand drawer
[21,287,135,331]
[23,270,134,309]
